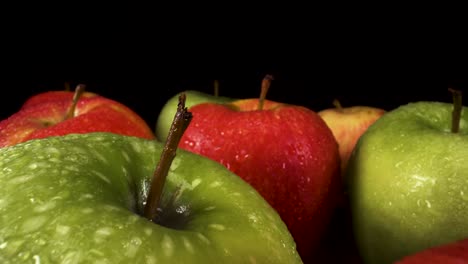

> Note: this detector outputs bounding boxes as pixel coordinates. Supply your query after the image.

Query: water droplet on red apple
[183,140,195,147]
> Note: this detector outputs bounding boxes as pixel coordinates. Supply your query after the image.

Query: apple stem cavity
[144,93,193,222]
[64,84,86,120]
[258,74,274,111]
[449,88,463,133]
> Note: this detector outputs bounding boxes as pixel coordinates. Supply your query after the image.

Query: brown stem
[448,88,463,133]
[333,99,343,109]
[258,74,274,110]
[214,80,220,97]
[144,93,193,221]
[64,82,71,91]
[64,84,86,120]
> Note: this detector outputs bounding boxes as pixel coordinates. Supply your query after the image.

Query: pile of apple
[0,80,467,264]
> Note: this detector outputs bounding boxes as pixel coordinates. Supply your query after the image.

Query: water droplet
[34,238,46,246]
[191,178,202,188]
[461,190,468,201]
[209,181,221,188]
[34,201,56,213]
[248,213,258,223]
[197,233,210,244]
[21,215,48,233]
[81,208,94,214]
[182,236,194,253]
[144,228,152,236]
[175,205,188,214]
[161,235,174,257]
[56,225,70,235]
[125,237,143,258]
[209,224,226,231]
[204,206,216,211]
[425,200,432,208]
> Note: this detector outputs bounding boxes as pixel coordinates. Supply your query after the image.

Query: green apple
[156,90,234,140]
[0,133,302,263]
[347,101,468,264]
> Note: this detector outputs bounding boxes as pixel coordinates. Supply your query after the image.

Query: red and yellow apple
[318,100,385,176]
[0,85,155,148]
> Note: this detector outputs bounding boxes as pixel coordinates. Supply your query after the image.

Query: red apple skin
[178,99,342,263]
[395,238,468,264]
[318,105,385,175]
[0,91,155,148]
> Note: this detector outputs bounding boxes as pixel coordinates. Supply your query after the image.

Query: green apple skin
[156,90,234,140]
[0,133,301,263]
[347,102,468,264]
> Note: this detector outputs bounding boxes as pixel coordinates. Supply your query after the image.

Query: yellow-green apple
[0,85,155,148]
[318,99,385,176]
[347,90,468,264]
[395,238,468,264]
[0,95,302,263]
[155,76,342,263]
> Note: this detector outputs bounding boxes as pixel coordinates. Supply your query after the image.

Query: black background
[1,9,467,131]
[0,7,467,263]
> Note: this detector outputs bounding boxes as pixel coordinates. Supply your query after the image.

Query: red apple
[318,100,385,176]
[160,76,342,263]
[0,85,155,148]
[19,92,98,109]
[395,238,468,264]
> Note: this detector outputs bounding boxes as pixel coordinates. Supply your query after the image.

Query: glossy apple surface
[347,101,468,264]
[163,98,342,263]
[0,90,155,147]
[0,133,302,263]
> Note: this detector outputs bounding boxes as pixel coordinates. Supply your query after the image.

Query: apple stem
[333,99,343,110]
[143,93,193,222]
[64,82,71,91]
[64,84,86,120]
[214,80,219,97]
[258,74,274,111]
[449,88,463,133]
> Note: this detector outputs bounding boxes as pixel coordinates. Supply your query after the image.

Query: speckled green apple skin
[347,102,468,264]
[156,90,234,140]
[0,133,301,263]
